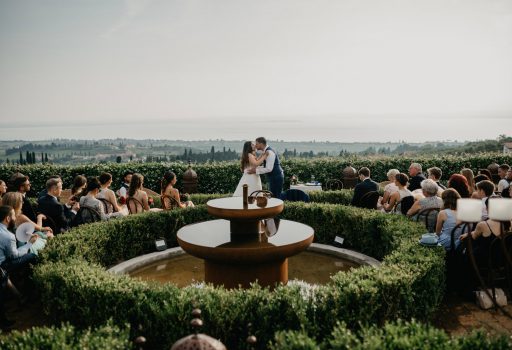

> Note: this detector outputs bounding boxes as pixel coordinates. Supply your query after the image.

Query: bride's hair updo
[241,141,253,172]
[161,171,176,194]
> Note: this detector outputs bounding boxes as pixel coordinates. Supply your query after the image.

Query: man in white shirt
[497,164,510,193]
[249,137,284,197]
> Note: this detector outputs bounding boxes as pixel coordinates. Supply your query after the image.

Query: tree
[41,152,44,164]
[19,151,23,165]
[116,156,122,163]
[26,151,30,164]
[32,152,36,164]
[211,146,215,161]
[45,153,48,163]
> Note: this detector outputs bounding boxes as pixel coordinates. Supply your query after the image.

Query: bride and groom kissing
[233,137,284,198]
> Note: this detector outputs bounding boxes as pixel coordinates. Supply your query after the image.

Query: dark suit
[408,174,426,192]
[37,194,75,233]
[21,194,37,223]
[351,178,379,207]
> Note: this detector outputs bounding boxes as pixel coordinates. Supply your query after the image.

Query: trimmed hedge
[0,321,130,350]
[33,203,445,349]
[269,319,512,349]
[2,153,511,194]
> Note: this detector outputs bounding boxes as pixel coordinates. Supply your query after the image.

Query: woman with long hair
[460,168,475,195]
[161,171,194,209]
[233,141,268,196]
[97,172,123,214]
[447,174,471,198]
[127,173,150,212]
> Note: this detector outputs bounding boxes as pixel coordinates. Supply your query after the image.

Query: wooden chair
[160,194,180,210]
[325,179,343,191]
[142,187,159,197]
[126,197,144,214]
[358,191,380,209]
[59,189,72,204]
[98,198,117,214]
[415,207,440,232]
[398,195,415,215]
[71,205,102,227]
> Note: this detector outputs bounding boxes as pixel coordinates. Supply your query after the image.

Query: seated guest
[117,171,133,199]
[1,192,53,237]
[427,167,446,191]
[380,169,400,207]
[460,168,475,195]
[37,175,62,200]
[350,167,379,208]
[161,171,195,209]
[447,174,471,199]
[497,164,510,193]
[97,172,124,213]
[0,180,6,203]
[407,163,425,192]
[127,173,154,213]
[37,178,79,233]
[0,205,38,274]
[435,189,461,251]
[407,179,442,217]
[13,176,37,223]
[473,180,496,221]
[79,177,112,221]
[478,169,493,181]
[383,173,413,213]
[501,168,512,198]
[70,175,87,201]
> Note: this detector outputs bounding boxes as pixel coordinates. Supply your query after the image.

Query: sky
[0,0,511,142]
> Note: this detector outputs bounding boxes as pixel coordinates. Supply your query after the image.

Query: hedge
[0,321,130,350]
[269,319,512,350]
[32,202,446,349]
[2,153,511,195]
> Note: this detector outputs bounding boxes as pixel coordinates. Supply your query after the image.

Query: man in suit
[250,137,284,198]
[13,175,37,223]
[350,167,379,207]
[408,163,426,192]
[37,178,79,234]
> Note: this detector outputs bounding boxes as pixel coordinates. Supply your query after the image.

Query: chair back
[416,207,440,232]
[59,189,72,204]
[98,198,116,214]
[358,191,379,209]
[279,189,310,202]
[399,195,415,215]
[71,205,102,227]
[161,194,180,210]
[325,179,343,191]
[127,197,144,214]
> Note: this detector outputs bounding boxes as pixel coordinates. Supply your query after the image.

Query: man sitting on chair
[37,178,79,233]
[350,167,379,208]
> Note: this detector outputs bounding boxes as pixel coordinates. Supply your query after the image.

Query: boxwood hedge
[2,153,510,195]
[32,202,447,349]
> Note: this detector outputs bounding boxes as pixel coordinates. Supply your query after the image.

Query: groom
[249,137,284,197]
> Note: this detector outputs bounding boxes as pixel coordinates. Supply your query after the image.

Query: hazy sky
[0,0,511,142]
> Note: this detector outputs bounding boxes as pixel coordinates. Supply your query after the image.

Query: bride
[233,141,268,196]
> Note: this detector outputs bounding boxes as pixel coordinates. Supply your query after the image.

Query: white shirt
[256,146,276,175]
[498,179,509,193]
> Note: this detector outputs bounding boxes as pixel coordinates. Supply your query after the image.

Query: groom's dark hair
[255,137,267,145]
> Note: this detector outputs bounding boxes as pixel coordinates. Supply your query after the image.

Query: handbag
[475,288,507,309]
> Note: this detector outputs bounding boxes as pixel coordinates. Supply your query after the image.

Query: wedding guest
[0,180,6,202]
[97,172,123,213]
[383,173,413,213]
[407,179,442,217]
[408,163,425,192]
[435,189,461,251]
[13,176,37,223]
[460,168,476,195]
[497,164,510,193]
[478,169,493,181]
[501,168,512,198]
[1,192,53,236]
[79,177,110,221]
[350,167,379,207]
[474,180,495,221]
[380,169,400,207]
[70,175,87,201]
[37,175,62,200]
[427,167,446,190]
[38,178,79,233]
[447,174,471,199]
[471,174,490,198]
[117,171,133,199]
[127,173,161,213]
[161,171,194,209]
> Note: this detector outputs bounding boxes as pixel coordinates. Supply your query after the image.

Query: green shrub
[2,153,511,195]
[0,320,130,350]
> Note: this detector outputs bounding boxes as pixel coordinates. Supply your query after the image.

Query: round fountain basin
[110,244,380,287]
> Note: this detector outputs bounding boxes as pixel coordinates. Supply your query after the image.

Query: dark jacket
[37,194,75,233]
[351,178,379,207]
[408,174,426,192]
[21,195,37,223]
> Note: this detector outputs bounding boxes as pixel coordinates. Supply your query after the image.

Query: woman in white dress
[233,141,268,196]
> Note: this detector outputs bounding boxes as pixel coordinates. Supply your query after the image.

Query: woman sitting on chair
[161,171,194,209]
[435,188,461,251]
[97,172,124,215]
[127,173,151,213]
[382,173,413,213]
[406,179,442,217]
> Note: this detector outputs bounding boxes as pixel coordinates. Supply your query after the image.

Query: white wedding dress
[233,168,262,196]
